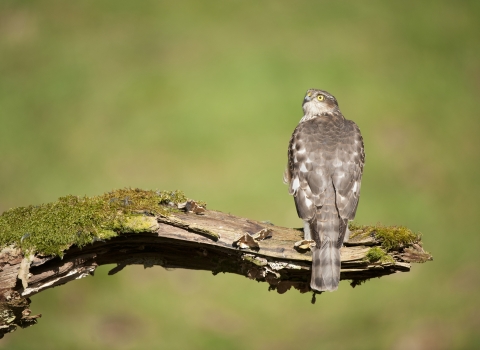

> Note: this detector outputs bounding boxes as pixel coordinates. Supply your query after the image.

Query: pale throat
[300,102,336,122]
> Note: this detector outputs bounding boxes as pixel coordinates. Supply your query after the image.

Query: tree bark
[0,207,431,338]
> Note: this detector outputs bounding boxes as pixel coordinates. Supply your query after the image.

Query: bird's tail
[310,240,341,292]
[309,187,344,292]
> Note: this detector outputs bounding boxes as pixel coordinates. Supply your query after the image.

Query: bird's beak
[304,95,312,102]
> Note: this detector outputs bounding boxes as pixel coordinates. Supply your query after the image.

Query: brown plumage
[284,89,365,292]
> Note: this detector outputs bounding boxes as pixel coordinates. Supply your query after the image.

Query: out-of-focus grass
[1,0,479,349]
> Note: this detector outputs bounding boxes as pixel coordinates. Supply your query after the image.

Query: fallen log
[0,188,432,338]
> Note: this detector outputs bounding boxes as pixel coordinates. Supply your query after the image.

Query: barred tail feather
[310,241,341,292]
[308,181,343,292]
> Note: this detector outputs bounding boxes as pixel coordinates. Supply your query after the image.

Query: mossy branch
[0,189,432,338]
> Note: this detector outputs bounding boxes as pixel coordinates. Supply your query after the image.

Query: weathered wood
[0,208,431,338]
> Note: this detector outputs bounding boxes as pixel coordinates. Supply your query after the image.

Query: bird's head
[302,89,339,119]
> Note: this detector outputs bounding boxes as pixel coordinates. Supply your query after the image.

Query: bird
[284,89,365,292]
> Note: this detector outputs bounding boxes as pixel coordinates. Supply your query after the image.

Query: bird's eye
[317,95,324,101]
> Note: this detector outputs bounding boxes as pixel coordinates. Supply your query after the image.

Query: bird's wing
[332,121,365,220]
[288,121,329,221]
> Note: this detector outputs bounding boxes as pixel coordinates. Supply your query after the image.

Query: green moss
[119,216,159,233]
[242,255,268,267]
[365,247,395,264]
[0,188,190,257]
[347,222,364,232]
[349,222,420,251]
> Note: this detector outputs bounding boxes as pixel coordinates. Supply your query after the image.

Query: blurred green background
[1,0,479,349]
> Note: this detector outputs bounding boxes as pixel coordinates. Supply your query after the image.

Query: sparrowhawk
[284,89,365,292]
